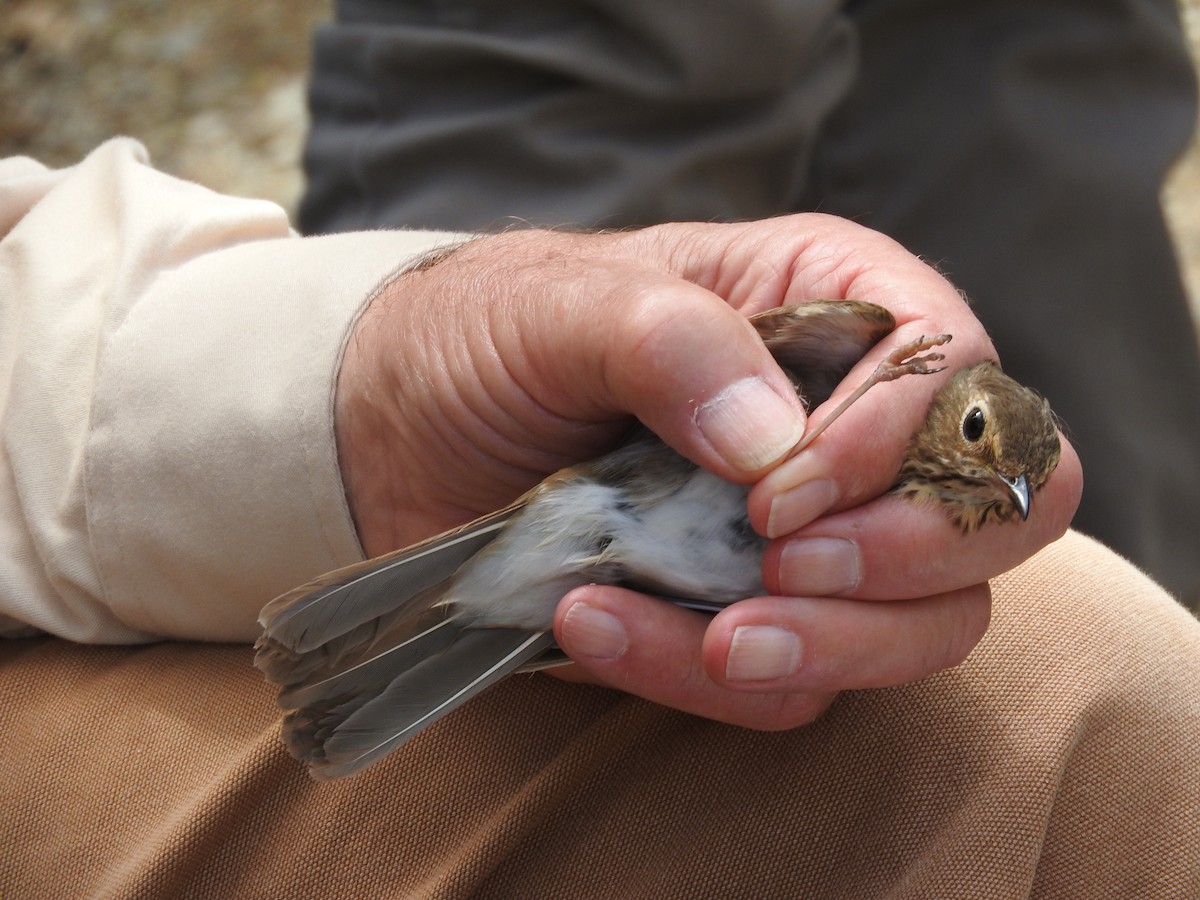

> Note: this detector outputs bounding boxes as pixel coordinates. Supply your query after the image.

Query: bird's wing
[750,301,896,408]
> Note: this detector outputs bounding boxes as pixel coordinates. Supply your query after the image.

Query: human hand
[335,215,1082,731]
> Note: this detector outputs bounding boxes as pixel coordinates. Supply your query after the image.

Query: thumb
[505,256,808,482]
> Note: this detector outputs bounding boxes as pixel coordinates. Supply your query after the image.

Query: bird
[254,300,1061,780]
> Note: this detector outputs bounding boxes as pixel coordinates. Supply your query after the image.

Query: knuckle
[929,587,991,673]
[739,691,837,732]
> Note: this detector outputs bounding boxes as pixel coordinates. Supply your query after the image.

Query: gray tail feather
[257,507,514,656]
[253,508,535,779]
[255,508,516,689]
[255,580,452,695]
[273,602,461,708]
[283,625,555,780]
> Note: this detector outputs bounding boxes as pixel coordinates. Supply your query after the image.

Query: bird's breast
[609,467,766,603]
[447,466,766,630]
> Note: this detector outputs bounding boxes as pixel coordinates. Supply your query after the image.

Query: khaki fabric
[3,530,1197,898]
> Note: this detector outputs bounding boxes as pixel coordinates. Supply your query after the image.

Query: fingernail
[695,377,805,473]
[766,478,839,538]
[726,625,803,681]
[560,602,628,660]
[778,537,861,595]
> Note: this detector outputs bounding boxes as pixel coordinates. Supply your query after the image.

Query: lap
[3,531,1196,897]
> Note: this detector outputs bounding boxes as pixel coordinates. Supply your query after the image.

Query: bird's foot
[790,333,953,455]
[871,333,951,384]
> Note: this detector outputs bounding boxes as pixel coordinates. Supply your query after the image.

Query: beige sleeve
[0,139,468,643]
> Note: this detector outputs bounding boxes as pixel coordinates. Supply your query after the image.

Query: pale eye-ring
[962,407,986,442]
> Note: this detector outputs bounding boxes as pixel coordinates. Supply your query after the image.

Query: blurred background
[4,0,1200,314]
[0,0,327,210]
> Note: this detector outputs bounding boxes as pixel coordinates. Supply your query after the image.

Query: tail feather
[291,626,555,781]
[257,582,452,692]
[254,506,552,779]
[277,611,461,708]
[258,507,515,654]
[255,507,519,690]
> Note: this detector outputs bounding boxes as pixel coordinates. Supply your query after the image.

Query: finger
[764,438,1082,601]
[701,584,991,693]
[551,586,836,731]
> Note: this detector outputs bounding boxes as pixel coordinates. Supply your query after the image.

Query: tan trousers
[2,531,1197,898]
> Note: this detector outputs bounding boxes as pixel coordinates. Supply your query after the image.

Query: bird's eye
[962,407,986,442]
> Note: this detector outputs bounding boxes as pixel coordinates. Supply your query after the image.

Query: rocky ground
[4,0,1200,315]
[1,0,330,209]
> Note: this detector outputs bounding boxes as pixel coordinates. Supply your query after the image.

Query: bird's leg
[790,333,952,455]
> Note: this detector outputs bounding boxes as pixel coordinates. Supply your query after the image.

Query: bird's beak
[999,473,1031,520]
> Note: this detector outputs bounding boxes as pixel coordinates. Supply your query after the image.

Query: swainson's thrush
[256,300,1061,780]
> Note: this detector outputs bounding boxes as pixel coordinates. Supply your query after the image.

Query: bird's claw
[873,333,952,383]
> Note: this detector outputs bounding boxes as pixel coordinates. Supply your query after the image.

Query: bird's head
[893,361,1062,531]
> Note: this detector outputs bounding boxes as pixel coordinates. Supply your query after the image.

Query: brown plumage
[255,300,1061,780]
[893,361,1061,531]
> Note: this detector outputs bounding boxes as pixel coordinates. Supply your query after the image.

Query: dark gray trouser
[301,0,1200,604]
